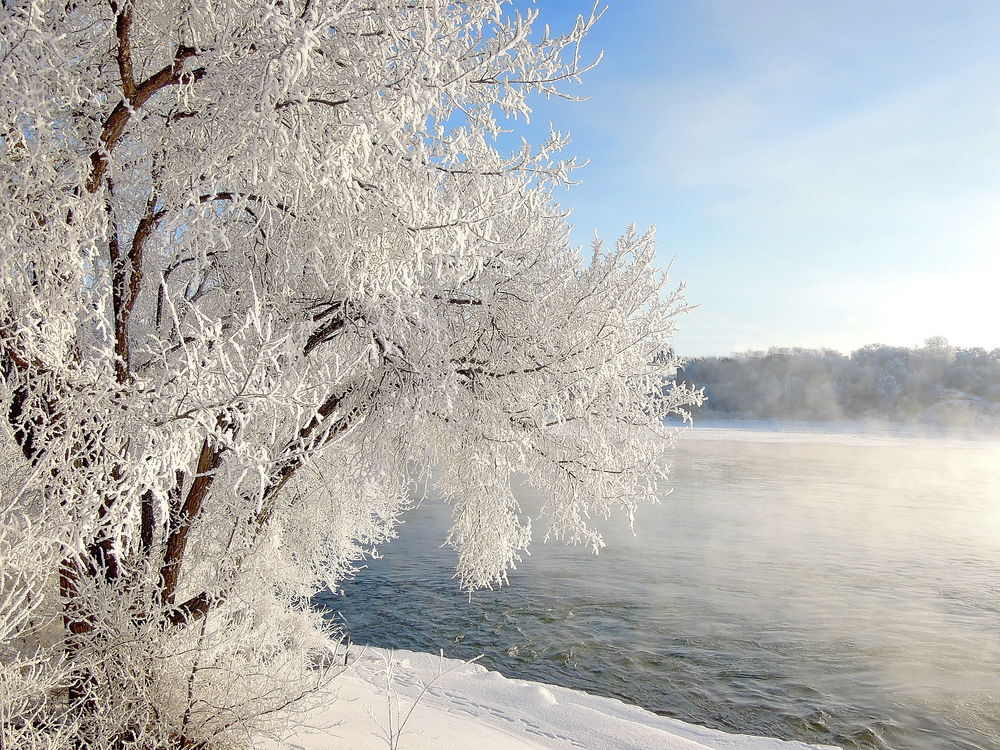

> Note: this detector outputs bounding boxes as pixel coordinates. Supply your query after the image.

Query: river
[316,422,1000,750]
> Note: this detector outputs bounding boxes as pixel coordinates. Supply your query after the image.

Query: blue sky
[514,1,1000,356]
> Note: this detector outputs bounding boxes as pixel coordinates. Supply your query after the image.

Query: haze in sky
[521,0,1000,356]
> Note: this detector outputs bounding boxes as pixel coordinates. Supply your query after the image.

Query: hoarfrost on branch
[0,1,700,746]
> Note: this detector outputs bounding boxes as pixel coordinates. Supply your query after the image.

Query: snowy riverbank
[263,648,837,750]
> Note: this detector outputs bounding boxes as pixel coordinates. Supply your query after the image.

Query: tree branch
[198,191,294,216]
[87,45,206,193]
[112,0,137,101]
[303,303,348,355]
[138,489,156,557]
[111,190,165,382]
[163,392,356,628]
[158,438,223,606]
[165,591,212,626]
[275,96,349,111]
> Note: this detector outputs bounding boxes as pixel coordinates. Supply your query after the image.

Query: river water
[316,423,1000,750]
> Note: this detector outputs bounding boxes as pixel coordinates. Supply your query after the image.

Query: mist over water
[318,425,1000,750]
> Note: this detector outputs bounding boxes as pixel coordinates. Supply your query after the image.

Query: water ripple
[318,435,1000,750]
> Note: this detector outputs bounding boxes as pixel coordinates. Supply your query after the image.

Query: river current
[316,423,1000,750]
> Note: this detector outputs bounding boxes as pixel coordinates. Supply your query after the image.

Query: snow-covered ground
[265,648,836,750]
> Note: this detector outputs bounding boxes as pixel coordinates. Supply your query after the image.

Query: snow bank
[263,647,837,750]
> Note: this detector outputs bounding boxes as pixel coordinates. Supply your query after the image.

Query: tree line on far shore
[675,337,1000,427]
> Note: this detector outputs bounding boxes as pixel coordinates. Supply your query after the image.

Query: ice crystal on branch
[0,1,700,746]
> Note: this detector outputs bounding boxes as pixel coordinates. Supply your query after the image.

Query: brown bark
[303,305,347,355]
[165,591,213,626]
[112,0,138,101]
[138,489,156,557]
[86,45,205,194]
[158,439,223,606]
[59,556,98,719]
[112,193,167,382]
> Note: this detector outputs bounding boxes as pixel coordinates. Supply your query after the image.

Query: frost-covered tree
[1,1,699,746]
[679,340,1000,424]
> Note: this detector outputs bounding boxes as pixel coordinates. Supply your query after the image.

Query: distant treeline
[676,338,1000,427]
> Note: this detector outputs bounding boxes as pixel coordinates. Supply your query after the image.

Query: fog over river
[318,422,1000,750]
